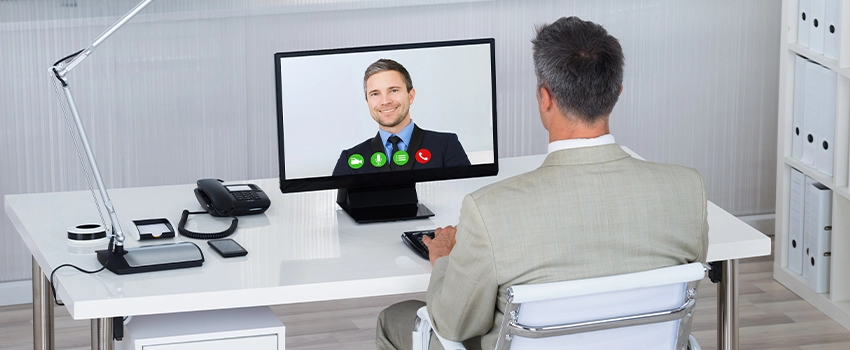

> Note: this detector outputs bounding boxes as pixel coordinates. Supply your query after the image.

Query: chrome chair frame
[414,262,706,350]
[494,280,700,350]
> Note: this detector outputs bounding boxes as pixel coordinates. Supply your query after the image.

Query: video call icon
[347,154,365,169]
[347,148,431,169]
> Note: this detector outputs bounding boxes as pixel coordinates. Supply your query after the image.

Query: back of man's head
[532,16,624,125]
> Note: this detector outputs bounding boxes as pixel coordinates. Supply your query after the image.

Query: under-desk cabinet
[120,306,285,350]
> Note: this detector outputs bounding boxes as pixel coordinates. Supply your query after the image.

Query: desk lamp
[51,0,203,275]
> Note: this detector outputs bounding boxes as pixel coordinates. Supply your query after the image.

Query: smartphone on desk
[208,239,248,258]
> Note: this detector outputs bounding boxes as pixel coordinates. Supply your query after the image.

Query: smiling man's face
[365,70,416,134]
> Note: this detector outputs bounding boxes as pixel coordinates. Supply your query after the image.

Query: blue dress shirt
[378,121,415,159]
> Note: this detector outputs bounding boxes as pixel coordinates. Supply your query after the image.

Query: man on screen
[331,59,471,176]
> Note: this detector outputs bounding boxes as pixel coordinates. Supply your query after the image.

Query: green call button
[347,154,365,169]
[393,150,409,166]
[371,152,387,168]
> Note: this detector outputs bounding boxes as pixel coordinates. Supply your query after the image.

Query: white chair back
[495,262,706,350]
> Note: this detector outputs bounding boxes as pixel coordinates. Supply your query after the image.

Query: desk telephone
[195,178,270,217]
[178,179,271,239]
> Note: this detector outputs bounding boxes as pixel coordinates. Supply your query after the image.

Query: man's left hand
[423,226,456,266]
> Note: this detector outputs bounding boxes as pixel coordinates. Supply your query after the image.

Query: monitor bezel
[275,38,498,194]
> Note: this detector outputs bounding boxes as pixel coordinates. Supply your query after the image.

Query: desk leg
[91,318,113,350]
[32,256,54,350]
[717,259,739,350]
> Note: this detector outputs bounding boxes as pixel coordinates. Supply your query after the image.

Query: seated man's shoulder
[630,160,704,185]
[468,168,541,201]
[469,158,704,203]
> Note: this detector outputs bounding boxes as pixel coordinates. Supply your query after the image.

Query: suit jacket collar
[541,144,631,167]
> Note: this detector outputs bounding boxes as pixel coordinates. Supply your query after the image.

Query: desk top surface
[5,154,771,319]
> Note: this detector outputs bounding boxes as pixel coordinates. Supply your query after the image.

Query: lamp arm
[46,0,205,275]
[53,0,155,79]
[59,84,126,246]
[49,0,156,249]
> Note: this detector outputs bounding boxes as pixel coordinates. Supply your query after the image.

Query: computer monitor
[275,38,497,223]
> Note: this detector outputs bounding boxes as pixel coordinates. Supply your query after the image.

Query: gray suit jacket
[425,144,709,350]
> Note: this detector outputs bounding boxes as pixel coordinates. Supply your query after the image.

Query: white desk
[5,155,770,350]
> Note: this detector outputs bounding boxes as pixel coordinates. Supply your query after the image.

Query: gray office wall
[0,0,779,283]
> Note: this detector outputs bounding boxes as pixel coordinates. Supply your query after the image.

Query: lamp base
[96,242,204,275]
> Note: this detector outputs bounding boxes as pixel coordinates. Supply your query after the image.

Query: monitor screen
[275,38,497,222]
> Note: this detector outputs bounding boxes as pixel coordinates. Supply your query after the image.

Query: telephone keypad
[232,191,260,201]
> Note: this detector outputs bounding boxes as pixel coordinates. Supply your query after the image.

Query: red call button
[415,149,431,164]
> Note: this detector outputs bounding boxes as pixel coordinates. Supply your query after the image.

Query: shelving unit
[775,0,850,329]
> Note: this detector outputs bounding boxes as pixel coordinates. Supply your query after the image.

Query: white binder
[823,0,841,59]
[788,168,806,274]
[816,65,837,176]
[809,0,826,54]
[801,60,821,167]
[792,55,807,160]
[803,181,832,293]
[802,176,816,282]
[799,0,811,47]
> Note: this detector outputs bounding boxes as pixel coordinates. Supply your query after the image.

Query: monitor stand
[337,184,434,223]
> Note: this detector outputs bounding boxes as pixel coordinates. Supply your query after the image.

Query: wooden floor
[2,237,850,349]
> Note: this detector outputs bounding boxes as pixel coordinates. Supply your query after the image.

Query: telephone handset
[178,179,271,239]
[194,178,270,217]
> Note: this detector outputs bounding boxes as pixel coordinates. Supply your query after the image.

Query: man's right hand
[423,225,457,266]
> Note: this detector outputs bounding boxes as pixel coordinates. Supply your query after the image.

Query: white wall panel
[0,0,779,283]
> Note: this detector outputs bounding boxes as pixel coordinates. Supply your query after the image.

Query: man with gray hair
[376,16,708,349]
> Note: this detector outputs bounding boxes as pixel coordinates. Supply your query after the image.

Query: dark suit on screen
[332,124,471,176]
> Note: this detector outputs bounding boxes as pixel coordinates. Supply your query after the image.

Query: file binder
[801,60,821,167]
[816,65,837,176]
[792,55,807,160]
[802,176,816,281]
[788,168,806,274]
[799,0,811,47]
[823,0,841,59]
[809,0,826,54]
[803,181,832,293]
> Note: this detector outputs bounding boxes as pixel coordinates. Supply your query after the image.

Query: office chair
[413,262,706,350]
